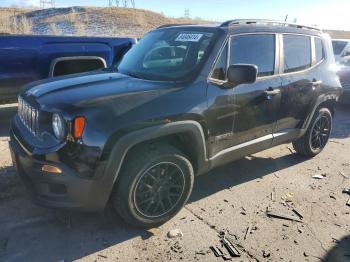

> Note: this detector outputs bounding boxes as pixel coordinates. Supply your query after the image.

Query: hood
[22,71,178,108]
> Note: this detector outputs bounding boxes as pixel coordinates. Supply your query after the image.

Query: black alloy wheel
[111,144,194,228]
[134,162,185,218]
[292,108,332,157]
[310,114,331,151]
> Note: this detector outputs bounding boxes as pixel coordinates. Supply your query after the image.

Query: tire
[111,144,194,228]
[292,108,332,157]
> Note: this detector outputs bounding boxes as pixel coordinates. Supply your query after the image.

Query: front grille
[18,96,40,136]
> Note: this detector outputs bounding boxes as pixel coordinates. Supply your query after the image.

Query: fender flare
[99,120,208,205]
[301,93,339,132]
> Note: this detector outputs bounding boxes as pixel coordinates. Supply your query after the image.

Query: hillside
[1,7,350,39]
[325,30,350,39]
[0,6,210,38]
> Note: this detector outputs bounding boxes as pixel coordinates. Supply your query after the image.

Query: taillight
[73,116,86,139]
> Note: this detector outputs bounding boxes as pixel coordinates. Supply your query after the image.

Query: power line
[40,0,55,8]
[109,0,135,8]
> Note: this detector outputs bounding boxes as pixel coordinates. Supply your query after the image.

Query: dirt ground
[0,103,349,262]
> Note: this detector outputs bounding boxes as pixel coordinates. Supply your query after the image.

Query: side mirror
[227,64,258,86]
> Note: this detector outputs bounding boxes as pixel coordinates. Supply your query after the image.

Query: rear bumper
[9,128,109,212]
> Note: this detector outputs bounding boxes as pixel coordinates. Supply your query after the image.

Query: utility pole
[184,8,190,18]
[40,0,55,8]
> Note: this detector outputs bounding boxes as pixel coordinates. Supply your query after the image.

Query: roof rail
[157,23,194,29]
[220,19,321,31]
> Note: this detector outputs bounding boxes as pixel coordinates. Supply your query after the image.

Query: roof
[220,19,321,31]
[157,19,322,35]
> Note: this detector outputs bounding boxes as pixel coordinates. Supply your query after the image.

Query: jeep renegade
[10,20,342,227]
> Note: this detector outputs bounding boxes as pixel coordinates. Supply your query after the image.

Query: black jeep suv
[10,20,342,227]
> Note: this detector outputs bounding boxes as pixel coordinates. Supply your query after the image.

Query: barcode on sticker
[175,33,203,42]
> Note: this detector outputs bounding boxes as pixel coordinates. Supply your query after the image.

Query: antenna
[109,0,135,8]
[40,0,55,8]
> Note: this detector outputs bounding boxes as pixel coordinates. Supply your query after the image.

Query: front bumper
[339,89,350,104]
[9,127,109,212]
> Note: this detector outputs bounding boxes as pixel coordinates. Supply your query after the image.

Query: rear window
[315,38,325,63]
[230,34,275,77]
[332,41,348,55]
[283,35,311,73]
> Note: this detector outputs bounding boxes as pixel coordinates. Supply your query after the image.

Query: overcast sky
[1,0,349,30]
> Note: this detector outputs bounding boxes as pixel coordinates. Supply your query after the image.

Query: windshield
[117,28,218,81]
[332,41,348,55]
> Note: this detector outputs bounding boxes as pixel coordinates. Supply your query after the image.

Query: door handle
[264,88,281,100]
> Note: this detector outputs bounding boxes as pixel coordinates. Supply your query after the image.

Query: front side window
[315,37,325,63]
[210,42,228,81]
[283,35,311,73]
[117,29,217,81]
[230,34,275,77]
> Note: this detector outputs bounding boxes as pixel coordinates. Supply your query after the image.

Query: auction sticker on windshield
[175,33,203,42]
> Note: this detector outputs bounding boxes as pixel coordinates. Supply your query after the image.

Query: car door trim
[209,128,301,163]
[209,133,273,161]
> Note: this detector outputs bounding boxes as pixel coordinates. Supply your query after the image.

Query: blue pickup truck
[0,35,136,103]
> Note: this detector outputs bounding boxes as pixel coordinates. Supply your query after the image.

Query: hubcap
[310,115,331,150]
[134,162,185,218]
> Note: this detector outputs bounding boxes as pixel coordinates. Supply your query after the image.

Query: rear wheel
[111,144,194,228]
[292,108,332,157]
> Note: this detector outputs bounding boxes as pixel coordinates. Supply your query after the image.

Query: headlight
[52,113,65,140]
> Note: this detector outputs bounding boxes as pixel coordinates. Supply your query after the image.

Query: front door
[206,41,235,156]
[229,33,282,147]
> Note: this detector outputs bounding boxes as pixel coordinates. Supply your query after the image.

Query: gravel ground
[0,103,349,262]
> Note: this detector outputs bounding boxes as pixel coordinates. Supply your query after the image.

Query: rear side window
[283,35,311,73]
[332,41,347,55]
[230,34,275,77]
[315,38,325,63]
[52,58,106,77]
[344,45,350,57]
[210,42,228,81]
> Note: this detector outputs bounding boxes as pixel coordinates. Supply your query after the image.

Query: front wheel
[111,144,194,228]
[292,108,332,157]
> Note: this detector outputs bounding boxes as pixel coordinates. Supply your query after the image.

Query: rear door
[276,34,323,133]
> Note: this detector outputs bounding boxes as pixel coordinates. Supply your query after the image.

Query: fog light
[42,165,62,174]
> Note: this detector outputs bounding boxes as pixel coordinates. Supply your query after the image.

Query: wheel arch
[302,94,339,131]
[101,121,208,203]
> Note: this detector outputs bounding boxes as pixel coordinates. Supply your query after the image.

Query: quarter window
[315,38,325,63]
[283,35,311,73]
[230,34,275,77]
[344,46,350,57]
[332,41,347,55]
[210,42,228,81]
